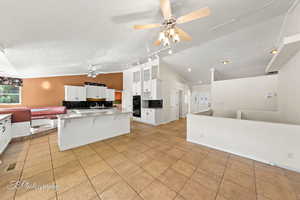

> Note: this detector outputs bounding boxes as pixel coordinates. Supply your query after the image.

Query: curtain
[0,76,23,87]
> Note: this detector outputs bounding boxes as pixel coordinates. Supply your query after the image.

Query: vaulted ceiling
[0,0,295,83]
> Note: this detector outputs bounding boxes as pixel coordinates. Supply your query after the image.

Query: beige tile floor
[0,119,300,200]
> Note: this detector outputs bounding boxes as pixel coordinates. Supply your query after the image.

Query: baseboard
[187,138,300,173]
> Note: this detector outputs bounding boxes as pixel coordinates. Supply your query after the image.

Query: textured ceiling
[0,0,295,82]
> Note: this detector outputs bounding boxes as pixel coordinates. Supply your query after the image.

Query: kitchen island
[57,109,131,151]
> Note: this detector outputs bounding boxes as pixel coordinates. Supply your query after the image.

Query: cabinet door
[133,82,141,95]
[65,86,77,101]
[147,109,155,124]
[98,87,106,99]
[0,121,4,153]
[133,70,141,83]
[105,89,115,101]
[0,117,11,154]
[110,89,115,101]
[151,79,162,99]
[151,65,159,80]
[76,87,86,101]
[141,109,147,123]
[86,86,98,98]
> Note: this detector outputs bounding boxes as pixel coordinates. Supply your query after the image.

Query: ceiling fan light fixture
[222,60,230,65]
[159,31,166,42]
[173,34,180,43]
[169,28,175,37]
[270,49,278,55]
[163,37,170,47]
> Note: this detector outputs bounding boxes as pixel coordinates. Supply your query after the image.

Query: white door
[170,89,180,121]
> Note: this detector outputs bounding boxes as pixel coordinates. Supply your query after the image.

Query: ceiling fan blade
[154,40,161,46]
[160,0,172,19]
[177,7,211,24]
[134,24,161,30]
[175,27,192,41]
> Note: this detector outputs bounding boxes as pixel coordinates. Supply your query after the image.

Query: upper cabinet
[142,63,161,100]
[85,85,107,99]
[151,64,159,80]
[106,89,115,101]
[132,69,142,95]
[65,86,86,101]
[143,67,151,93]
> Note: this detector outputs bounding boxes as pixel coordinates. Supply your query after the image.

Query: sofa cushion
[0,108,31,123]
[31,115,58,120]
[30,106,66,117]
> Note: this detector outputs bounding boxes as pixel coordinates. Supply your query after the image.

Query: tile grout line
[213,154,230,200]
[90,143,146,200]
[13,140,31,199]
[253,161,258,200]
[48,135,59,200]
[75,151,104,200]
[282,166,298,200]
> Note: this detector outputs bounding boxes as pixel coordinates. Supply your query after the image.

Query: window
[0,85,21,104]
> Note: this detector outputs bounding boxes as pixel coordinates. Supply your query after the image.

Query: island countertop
[0,114,11,121]
[57,109,132,120]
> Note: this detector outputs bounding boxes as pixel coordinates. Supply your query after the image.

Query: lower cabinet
[141,108,161,125]
[0,116,12,154]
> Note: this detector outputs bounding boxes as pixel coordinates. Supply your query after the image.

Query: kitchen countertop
[0,114,11,121]
[58,109,131,120]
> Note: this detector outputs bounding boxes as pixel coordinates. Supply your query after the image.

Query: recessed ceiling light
[168,49,173,55]
[148,57,152,62]
[270,49,278,55]
[188,68,192,72]
[222,60,230,65]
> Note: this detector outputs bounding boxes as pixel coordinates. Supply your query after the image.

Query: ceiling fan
[134,0,211,46]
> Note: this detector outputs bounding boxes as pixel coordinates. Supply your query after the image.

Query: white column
[210,68,215,83]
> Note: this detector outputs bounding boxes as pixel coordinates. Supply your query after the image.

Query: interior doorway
[179,90,183,118]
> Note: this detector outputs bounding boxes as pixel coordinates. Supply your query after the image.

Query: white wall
[190,84,211,113]
[277,2,300,125]
[238,110,281,123]
[211,75,278,118]
[278,51,300,125]
[187,114,300,172]
[122,68,134,111]
[159,62,190,123]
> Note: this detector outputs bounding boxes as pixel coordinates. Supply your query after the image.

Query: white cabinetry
[98,86,107,99]
[106,89,115,101]
[141,109,161,125]
[141,108,154,124]
[0,115,12,154]
[142,65,161,100]
[132,69,142,95]
[65,86,86,101]
[85,85,107,99]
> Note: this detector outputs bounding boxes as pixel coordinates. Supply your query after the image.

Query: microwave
[144,100,163,108]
